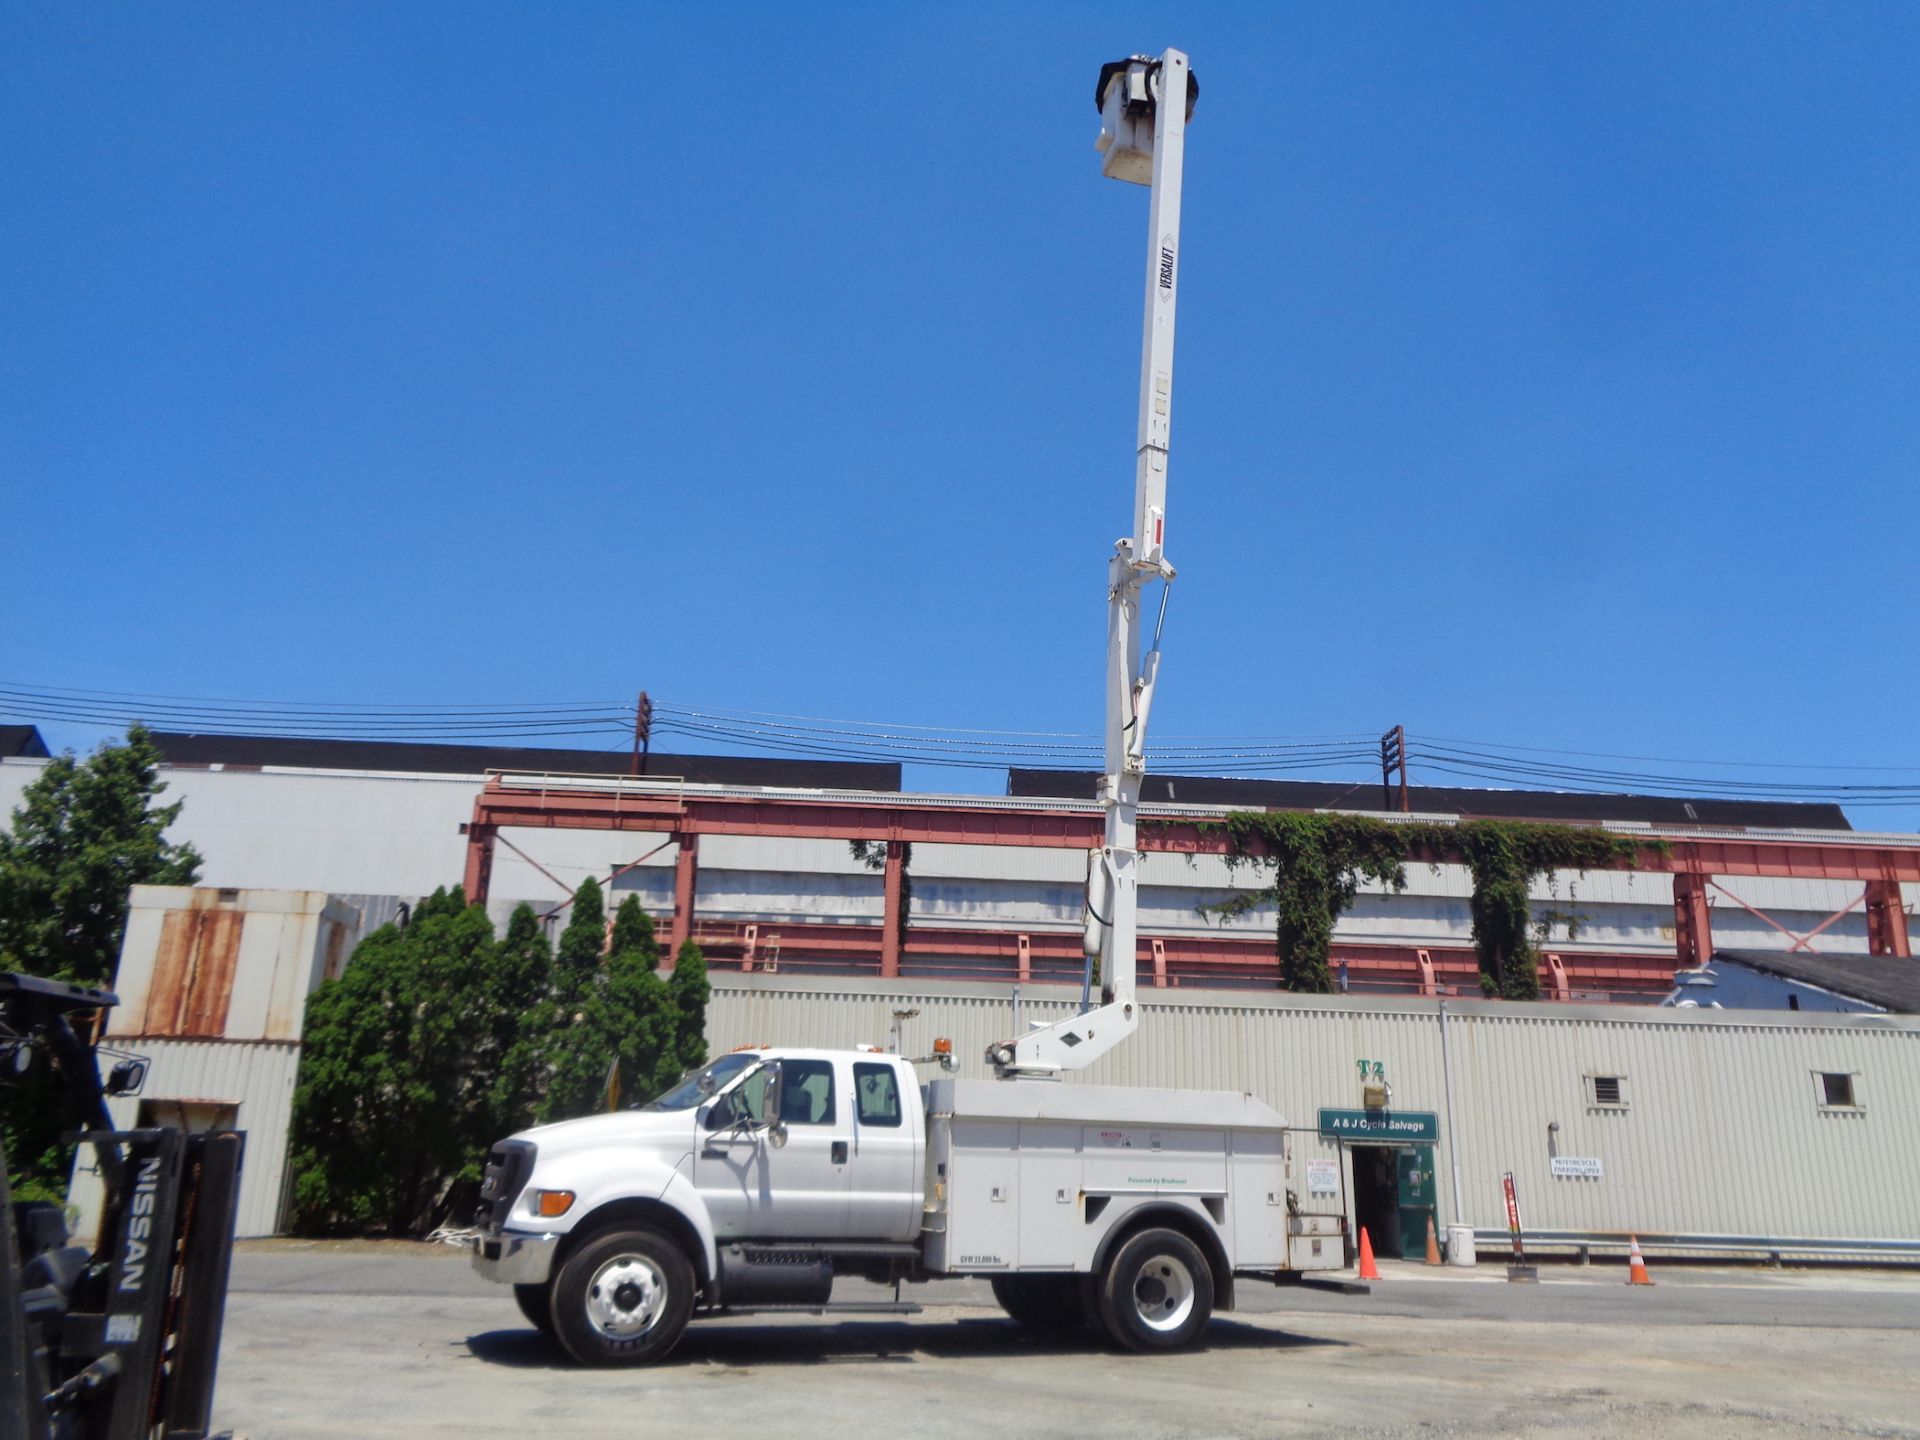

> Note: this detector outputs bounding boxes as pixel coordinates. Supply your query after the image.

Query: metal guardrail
[1477,1228,1920,1260]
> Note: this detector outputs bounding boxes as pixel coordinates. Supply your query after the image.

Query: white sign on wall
[1551,1156,1604,1180]
[1306,1159,1341,1195]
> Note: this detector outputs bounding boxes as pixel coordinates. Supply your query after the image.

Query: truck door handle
[831,1141,848,1164]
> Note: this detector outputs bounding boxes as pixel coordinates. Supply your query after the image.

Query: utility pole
[1380,724,1410,813]
[631,691,654,777]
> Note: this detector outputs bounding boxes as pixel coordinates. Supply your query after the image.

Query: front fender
[509,1149,718,1286]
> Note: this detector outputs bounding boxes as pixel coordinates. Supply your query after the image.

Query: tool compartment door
[943,1118,1019,1270]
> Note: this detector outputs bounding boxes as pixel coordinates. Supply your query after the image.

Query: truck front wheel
[1094,1228,1214,1352]
[513,1282,556,1338]
[550,1227,695,1367]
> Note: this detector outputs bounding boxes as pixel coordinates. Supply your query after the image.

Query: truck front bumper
[471,1230,561,1286]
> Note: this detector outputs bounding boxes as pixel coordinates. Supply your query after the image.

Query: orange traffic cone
[1424,1214,1443,1266]
[1357,1226,1380,1281]
[1626,1236,1654,1286]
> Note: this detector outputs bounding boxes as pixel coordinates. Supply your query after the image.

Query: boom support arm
[992,50,1193,1078]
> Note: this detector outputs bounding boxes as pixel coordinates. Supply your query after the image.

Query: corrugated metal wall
[707,976,1920,1257]
[68,1039,304,1240]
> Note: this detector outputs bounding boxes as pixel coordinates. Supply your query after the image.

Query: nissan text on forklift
[1,972,244,1440]
[470,49,1361,1368]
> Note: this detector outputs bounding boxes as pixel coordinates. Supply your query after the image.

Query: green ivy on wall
[1194,812,1407,994]
[1184,813,1660,1000]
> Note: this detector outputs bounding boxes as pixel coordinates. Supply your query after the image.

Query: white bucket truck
[472,1045,1347,1365]
[471,51,1351,1364]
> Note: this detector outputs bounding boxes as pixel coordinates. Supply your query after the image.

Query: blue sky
[3,5,1915,825]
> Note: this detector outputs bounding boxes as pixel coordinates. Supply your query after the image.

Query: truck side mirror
[752,1059,775,1136]
[760,1061,785,1143]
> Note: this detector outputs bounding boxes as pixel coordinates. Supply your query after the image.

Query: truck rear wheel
[550,1226,695,1367]
[1094,1228,1214,1352]
[990,1274,1084,1333]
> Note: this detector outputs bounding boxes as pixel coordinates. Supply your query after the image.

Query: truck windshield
[639,1052,761,1112]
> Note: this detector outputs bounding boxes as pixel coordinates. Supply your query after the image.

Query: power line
[5,681,1913,809]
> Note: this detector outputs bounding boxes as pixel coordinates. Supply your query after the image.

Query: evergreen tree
[601,897,678,1104]
[287,887,499,1233]
[666,938,710,1072]
[477,903,553,1145]
[539,888,689,1119]
[0,723,201,985]
[538,879,613,1121]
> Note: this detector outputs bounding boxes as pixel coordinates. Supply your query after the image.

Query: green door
[1396,1145,1436,1259]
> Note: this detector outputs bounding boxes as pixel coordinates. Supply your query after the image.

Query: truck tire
[989,1274,1085,1333]
[513,1281,556,1338]
[549,1226,696,1367]
[1093,1227,1214,1352]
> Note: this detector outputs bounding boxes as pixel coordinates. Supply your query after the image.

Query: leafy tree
[287,887,501,1233]
[0,724,203,1201]
[0,723,201,985]
[666,938,710,1073]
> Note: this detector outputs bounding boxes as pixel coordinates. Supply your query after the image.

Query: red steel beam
[676,918,1676,991]
[467,781,1920,897]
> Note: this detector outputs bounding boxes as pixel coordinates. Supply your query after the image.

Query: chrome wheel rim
[584,1254,668,1340]
[1131,1252,1197,1333]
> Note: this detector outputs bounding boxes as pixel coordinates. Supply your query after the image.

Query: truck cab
[472,1047,930,1364]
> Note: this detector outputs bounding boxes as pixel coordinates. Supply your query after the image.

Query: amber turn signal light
[534,1189,576,1217]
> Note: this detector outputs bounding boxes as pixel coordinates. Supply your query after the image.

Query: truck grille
[473,1140,535,1234]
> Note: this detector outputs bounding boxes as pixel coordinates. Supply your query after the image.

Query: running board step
[708,1302,923,1316]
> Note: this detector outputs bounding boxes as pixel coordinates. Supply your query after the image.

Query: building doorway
[1349,1143,1438,1261]
[1350,1145,1403,1259]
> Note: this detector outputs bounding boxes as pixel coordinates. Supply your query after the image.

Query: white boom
[992,50,1195,1078]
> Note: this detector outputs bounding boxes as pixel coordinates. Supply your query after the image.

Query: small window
[777,1059,836,1126]
[1590,1074,1626,1107]
[854,1062,903,1127]
[1818,1072,1857,1109]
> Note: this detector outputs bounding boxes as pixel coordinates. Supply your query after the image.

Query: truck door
[844,1060,920,1241]
[695,1057,850,1239]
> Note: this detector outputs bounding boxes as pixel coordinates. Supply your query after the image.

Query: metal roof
[1713,948,1920,1014]
[146,732,901,791]
[1006,768,1855,831]
[0,725,48,758]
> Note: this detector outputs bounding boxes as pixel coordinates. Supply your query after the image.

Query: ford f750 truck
[471,1046,1348,1365]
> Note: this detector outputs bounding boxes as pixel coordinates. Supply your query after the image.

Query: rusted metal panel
[144,910,197,1035]
[186,908,242,1035]
[143,903,242,1038]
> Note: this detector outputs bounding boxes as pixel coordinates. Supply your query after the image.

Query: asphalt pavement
[216,1243,1920,1440]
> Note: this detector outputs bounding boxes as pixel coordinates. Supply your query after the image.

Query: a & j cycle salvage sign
[1317,1108,1439,1142]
